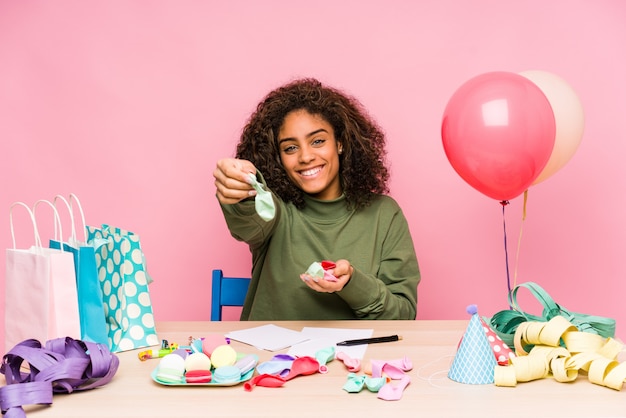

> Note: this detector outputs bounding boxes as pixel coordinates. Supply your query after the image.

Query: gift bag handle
[52,193,87,245]
[69,193,88,244]
[32,199,65,251]
[52,194,77,244]
[9,202,42,250]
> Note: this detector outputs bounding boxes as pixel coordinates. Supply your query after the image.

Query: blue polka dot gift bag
[86,224,159,352]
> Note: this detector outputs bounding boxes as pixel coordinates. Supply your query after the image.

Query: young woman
[213,78,420,320]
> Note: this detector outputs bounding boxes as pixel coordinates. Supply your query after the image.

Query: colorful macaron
[185,369,212,384]
[202,334,229,357]
[183,352,212,384]
[212,365,242,384]
[156,353,186,384]
[185,352,212,371]
[234,354,259,375]
[210,344,238,368]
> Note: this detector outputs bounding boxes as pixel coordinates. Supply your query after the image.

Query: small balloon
[442,71,556,201]
[519,70,585,185]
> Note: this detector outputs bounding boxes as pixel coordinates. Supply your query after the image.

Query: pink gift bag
[4,201,81,351]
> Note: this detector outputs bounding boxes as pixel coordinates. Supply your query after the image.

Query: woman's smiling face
[277,109,342,200]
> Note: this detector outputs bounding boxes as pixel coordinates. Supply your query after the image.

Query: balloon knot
[500,200,510,206]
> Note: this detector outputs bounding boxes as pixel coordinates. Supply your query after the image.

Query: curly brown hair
[236,78,390,209]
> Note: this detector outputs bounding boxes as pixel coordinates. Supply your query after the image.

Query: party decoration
[342,357,413,401]
[442,71,556,201]
[494,316,626,390]
[519,70,585,184]
[448,305,498,384]
[477,315,515,366]
[488,281,616,348]
[304,260,337,282]
[336,351,361,372]
[248,172,275,221]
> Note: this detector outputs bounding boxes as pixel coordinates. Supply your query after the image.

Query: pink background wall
[1,0,625,354]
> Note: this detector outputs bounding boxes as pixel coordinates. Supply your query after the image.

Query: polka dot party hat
[448,305,498,384]
[477,314,515,366]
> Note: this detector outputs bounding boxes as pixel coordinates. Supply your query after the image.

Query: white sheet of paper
[225,324,310,351]
[287,327,373,359]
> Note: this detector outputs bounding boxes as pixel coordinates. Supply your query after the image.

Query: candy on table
[185,369,212,383]
[202,334,230,356]
[234,354,259,375]
[185,352,212,371]
[156,353,186,384]
[212,365,242,383]
[210,344,238,368]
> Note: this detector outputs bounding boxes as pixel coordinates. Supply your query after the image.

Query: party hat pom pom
[466,304,478,315]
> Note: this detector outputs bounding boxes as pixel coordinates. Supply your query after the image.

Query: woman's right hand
[213,158,258,204]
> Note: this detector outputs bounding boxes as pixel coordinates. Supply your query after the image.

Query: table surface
[3,320,625,418]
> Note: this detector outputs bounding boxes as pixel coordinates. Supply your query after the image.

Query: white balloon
[520,70,585,184]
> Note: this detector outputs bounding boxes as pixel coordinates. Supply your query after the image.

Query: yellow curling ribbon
[494,316,626,390]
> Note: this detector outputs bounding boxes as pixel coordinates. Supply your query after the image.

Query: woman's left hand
[300,259,353,293]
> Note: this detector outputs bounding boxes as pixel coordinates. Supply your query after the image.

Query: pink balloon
[442,72,556,201]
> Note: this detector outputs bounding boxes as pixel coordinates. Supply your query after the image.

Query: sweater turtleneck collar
[300,193,352,222]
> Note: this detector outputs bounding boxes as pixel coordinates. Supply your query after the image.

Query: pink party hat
[448,305,497,384]
[477,315,515,366]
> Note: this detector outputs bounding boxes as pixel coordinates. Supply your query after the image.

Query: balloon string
[500,200,512,309]
[513,190,529,292]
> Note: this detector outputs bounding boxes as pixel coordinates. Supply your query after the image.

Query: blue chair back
[211,269,251,321]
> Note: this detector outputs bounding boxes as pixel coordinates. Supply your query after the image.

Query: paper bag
[86,224,158,352]
[50,194,108,345]
[4,201,81,350]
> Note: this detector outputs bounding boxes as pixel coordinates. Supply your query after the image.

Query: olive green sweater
[220,192,420,320]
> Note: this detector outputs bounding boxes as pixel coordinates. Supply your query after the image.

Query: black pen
[336,335,402,346]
